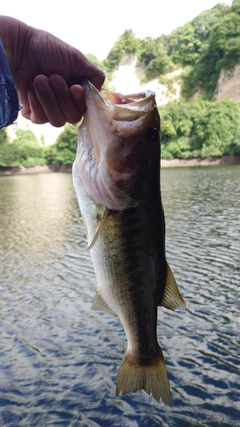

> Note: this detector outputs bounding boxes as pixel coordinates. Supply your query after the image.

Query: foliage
[103,29,139,72]
[167,4,226,67]
[0,129,46,167]
[182,1,240,98]
[45,124,78,165]
[2,3,240,166]
[159,97,240,158]
[88,1,240,98]
[0,128,9,145]
[137,37,172,82]
[102,31,172,84]
[0,125,78,167]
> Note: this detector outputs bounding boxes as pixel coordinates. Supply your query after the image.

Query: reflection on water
[0,168,239,427]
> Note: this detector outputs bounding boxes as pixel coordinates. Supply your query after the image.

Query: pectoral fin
[159,262,186,311]
[88,208,109,250]
[92,291,118,318]
[82,214,89,240]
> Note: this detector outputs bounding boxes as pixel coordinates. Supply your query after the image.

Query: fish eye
[146,127,159,143]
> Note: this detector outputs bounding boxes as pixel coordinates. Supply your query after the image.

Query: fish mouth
[83,80,156,122]
[75,80,160,210]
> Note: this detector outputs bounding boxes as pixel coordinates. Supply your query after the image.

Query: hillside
[98,0,240,160]
[8,0,240,146]
[111,54,240,104]
[111,55,182,104]
[2,0,240,166]
[213,65,240,102]
[101,0,240,102]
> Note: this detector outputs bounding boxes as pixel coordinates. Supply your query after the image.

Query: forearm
[0,16,29,74]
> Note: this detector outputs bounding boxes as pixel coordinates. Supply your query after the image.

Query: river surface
[0,166,239,427]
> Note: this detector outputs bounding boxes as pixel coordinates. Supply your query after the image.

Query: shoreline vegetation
[0,156,239,176]
[2,3,240,173]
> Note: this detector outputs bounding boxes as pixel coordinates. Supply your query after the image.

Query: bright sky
[2,0,226,61]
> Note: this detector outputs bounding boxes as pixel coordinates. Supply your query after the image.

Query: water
[0,166,239,427]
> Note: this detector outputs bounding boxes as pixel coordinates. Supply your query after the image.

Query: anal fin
[160,262,186,311]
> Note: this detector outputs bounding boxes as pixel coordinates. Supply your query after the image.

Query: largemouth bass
[72,81,185,403]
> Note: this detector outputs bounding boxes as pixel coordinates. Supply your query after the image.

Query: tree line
[1,93,240,168]
[159,97,240,158]
[1,0,240,166]
[0,126,77,168]
[96,0,240,99]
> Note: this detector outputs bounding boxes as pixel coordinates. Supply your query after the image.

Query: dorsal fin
[159,262,186,311]
[88,208,109,250]
[92,291,118,318]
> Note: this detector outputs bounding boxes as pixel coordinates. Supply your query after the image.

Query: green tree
[12,129,45,166]
[48,124,78,165]
[103,29,139,73]
[194,99,240,156]
[0,128,9,145]
[167,4,225,68]
[138,37,171,81]
[167,22,202,65]
[0,143,22,167]
[0,128,46,167]
[159,99,193,142]
[182,2,240,98]
[159,97,240,159]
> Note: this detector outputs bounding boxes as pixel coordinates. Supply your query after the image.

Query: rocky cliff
[111,55,182,105]
[213,65,240,102]
[112,54,240,104]
[7,54,240,147]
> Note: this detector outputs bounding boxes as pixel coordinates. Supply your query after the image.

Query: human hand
[1,16,105,127]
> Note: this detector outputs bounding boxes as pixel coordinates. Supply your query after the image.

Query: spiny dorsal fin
[92,291,118,318]
[88,208,109,250]
[159,262,186,311]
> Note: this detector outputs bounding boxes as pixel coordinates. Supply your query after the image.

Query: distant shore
[0,156,240,176]
[0,164,73,176]
[161,155,240,168]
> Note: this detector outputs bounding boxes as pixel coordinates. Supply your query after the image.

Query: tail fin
[116,349,170,404]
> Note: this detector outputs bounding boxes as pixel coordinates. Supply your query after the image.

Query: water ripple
[0,168,239,426]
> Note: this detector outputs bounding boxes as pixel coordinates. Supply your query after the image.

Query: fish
[72,80,185,404]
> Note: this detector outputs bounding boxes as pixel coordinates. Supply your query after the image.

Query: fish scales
[73,80,185,404]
